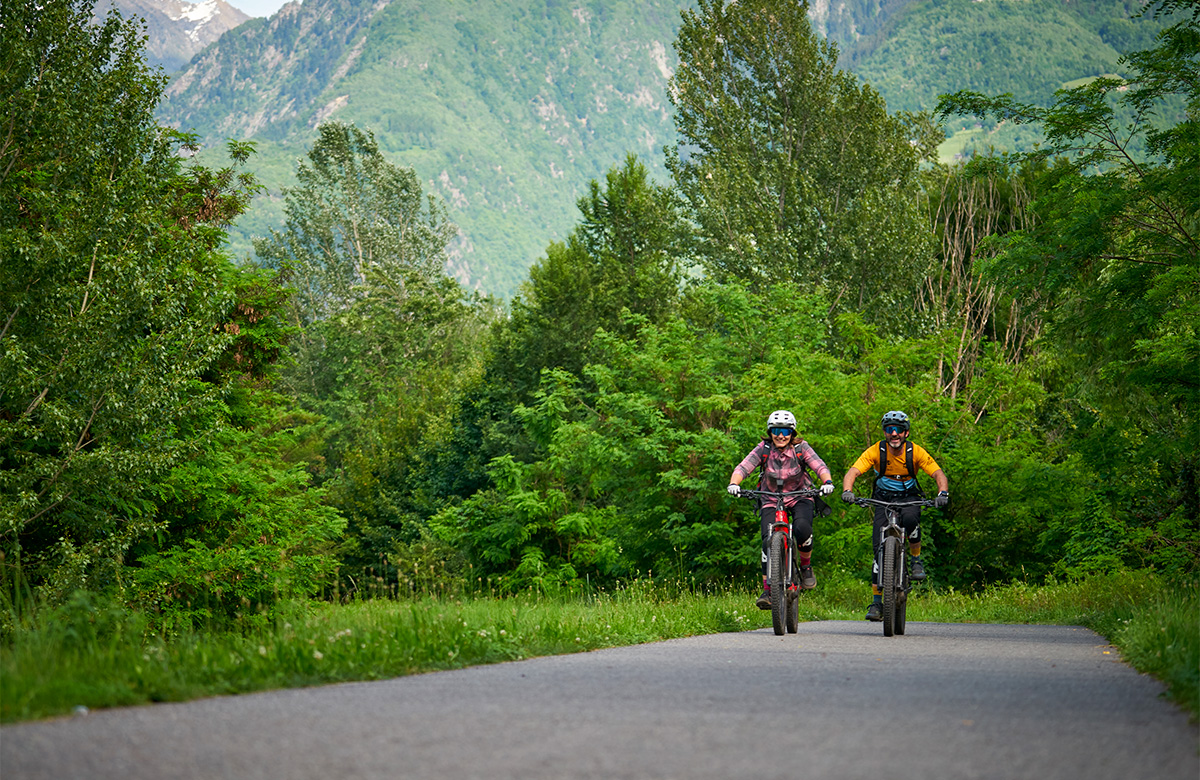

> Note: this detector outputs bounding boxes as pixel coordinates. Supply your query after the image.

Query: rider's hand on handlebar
[727,484,741,497]
[935,490,949,508]
[841,490,855,503]
[820,480,834,496]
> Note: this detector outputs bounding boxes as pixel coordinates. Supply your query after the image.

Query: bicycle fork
[766,508,795,592]
[874,522,911,592]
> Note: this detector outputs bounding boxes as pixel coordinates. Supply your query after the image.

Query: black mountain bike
[738,487,822,636]
[849,496,937,637]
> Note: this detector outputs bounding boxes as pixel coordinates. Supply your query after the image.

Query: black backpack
[873,440,923,498]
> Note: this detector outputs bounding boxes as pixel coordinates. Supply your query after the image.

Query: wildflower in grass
[259,646,268,656]
[313,650,324,660]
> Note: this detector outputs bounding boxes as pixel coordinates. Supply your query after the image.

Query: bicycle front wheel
[769,532,787,636]
[881,537,901,637]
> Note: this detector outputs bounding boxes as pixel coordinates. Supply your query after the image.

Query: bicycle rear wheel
[769,532,787,636]
[881,537,900,637]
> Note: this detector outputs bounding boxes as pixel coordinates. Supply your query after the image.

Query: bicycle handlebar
[847,496,937,509]
[736,487,823,501]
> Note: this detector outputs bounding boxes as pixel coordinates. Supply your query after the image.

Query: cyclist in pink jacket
[728,410,835,609]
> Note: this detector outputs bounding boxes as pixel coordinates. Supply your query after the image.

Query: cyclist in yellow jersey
[841,410,948,621]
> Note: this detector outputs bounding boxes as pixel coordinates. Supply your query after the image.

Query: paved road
[2,621,1197,779]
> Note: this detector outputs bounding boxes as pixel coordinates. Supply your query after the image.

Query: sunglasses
[769,427,793,437]
[884,426,905,435]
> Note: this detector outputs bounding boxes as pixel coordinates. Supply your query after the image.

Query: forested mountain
[97,0,252,72]
[154,0,1167,297]
[159,0,683,295]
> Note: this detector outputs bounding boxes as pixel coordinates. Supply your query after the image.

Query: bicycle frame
[738,487,821,636]
[850,496,936,637]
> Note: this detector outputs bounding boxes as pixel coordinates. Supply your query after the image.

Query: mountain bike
[848,496,937,637]
[737,487,822,636]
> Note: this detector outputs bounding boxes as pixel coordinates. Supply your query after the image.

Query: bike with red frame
[737,486,822,636]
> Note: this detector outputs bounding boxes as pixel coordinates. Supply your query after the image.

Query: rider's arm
[913,445,949,495]
[730,444,765,487]
[842,466,862,493]
[797,441,833,486]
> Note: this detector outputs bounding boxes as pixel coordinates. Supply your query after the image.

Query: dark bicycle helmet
[880,410,910,432]
[766,410,797,436]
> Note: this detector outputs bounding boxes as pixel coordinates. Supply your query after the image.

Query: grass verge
[2,571,1195,724]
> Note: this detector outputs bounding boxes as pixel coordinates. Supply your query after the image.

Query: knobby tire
[881,536,900,637]
[769,532,787,636]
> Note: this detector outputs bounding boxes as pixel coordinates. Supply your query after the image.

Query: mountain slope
[159,0,682,296]
[99,0,252,72]
[155,0,1170,297]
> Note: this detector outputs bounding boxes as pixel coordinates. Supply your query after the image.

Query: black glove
[935,491,949,508]
[841,490,855,503]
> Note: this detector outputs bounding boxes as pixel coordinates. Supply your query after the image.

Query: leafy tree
[920,155,1045,399]
[666,0,934,330]
[254,121,461,411]
[0,0,266,596]
[423,154,693,527]
[490,154,692,401]
[255,121,496,588]
[937,0,1199,577]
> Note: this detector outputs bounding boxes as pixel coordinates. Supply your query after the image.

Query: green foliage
[254,121,497,590]
[0,0,263,597]
[937,0,1199,580]
[490,154,691,400]
[442,281,1071,591]
[666,0,933,331]
[128,402,346,630]
[4,573,1195,723]
[255,121,457,329]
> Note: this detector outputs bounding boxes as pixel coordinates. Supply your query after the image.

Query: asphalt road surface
[3,621,1197,779]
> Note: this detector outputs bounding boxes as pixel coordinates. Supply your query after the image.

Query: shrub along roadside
[1,571,1194,724]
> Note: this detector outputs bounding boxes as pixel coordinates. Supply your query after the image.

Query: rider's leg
[899,504,925,580]
[791,501,816,589]
[867,505,887,615]
[756,504,774,609]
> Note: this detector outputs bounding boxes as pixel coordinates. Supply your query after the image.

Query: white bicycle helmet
[766,410,797,435]
[880,410,910,432]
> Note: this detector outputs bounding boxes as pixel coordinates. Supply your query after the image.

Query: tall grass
[2,571,1195,724]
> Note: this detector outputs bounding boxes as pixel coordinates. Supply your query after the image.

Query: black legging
[870,500,921,586]
[759,500,815,576]
[870,503,921,552]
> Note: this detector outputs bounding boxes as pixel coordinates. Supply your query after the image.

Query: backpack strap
[874,440,918,494]
[876,439,915,479]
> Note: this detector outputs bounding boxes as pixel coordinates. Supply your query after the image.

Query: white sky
[230,0,296,18]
